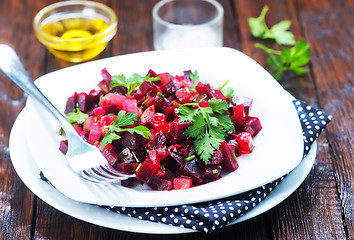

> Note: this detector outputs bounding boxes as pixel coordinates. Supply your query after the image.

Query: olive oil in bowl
[33,1,117,62]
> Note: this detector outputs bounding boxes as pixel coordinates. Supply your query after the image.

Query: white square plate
[24,47,304,207]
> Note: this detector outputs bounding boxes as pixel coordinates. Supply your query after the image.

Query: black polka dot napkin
[40,100,331,233]
[98,100,332,233]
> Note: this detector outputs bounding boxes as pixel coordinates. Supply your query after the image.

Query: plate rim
[24,47,305,207]
[9,109,316,234]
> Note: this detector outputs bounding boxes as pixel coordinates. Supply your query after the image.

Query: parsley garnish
[110,73,160,96]
[101,110,152,149]
[66,108,89,124]
[189,70,199,84]
[178,98,234,163]
[255,39,311,80]
[248,6,295,46]
[218,80,234,98]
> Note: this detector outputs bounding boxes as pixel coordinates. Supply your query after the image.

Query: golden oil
[40,14,113,62]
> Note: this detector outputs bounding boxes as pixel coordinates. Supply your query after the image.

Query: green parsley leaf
[219,80,234,98]
[213,113,235,132]
[248,6,295,46]
[255,39,311,80]
[189,70,199,84]
[248,5,269,38]
[66,108,89,124]
[194,132,221,164]
[115,110,138,127]
[100,129,120,149]
[178,98,235,163]
[111,73,159,96]
[208,98,228,114]
[265,20,296,45]
[100,110,152,149]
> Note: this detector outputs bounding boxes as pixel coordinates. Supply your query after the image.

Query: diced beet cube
[83,116,96,132]
[167,121,192,144]
[135,162,159,183]
[195,82,215,99]
[72,123,83,135]
[146,131,167,150]
[115,162,137,174]
[203,165,222,181]
[230,96,253,116]
[64,93,77,114]
[161,156,181,173]
[139,81,159,95]
[232,104,246,127]
[241,116,262,137]
[167,145,185,165]
[147,175,173,191]
[158,72,170,85]
[176,87,192,103]
[77,92,93,113]
[93,107,106,117]
[147,149,160,165]
[152,113,168,132]
[156,146,170,161]
[102,147,119,166]
[147,69,158,77]
[100,93,125,112]
[236,132,254,154]
[59,140,68,154]
[220,141,239,172]
[213,89,226,100]
[161,106,177,122]
[208,149,223,165]
[88,89,104,105]
[132,150,146,163]
[139,105,155,126]
[226,139,239,156]
[199,100,209,108]
[180,159,205,185]
[173,177,193,190]
[160,80,177,97]
[99,115,116,128]
[101,67,112,81]
[98,68,112,92]
[121,178,135,188]
[160,168,175,182]
[119,132,145,151]
[88,123,102,145]
[122,98,139,115]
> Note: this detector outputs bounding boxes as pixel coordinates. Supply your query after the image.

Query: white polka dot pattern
[41,100,332,233]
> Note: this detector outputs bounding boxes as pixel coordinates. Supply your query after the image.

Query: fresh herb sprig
[255,39,311,80]
[66,108,89,124]
[248,5,295,46]
[178,98,234,164]
[101,110,152,149]
[110,73,160,96]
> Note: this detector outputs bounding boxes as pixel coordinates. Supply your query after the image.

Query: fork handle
[0,44,74,134]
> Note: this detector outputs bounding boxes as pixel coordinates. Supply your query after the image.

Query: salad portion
[59,69,262,190]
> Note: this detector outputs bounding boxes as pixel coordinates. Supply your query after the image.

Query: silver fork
[0,44,136,183]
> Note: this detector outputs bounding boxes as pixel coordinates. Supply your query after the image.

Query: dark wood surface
[0,0,352,239]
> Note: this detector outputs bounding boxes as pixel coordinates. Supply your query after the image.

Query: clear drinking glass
[152,0,224,50]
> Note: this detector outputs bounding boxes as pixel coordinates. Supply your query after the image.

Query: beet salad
[59,68,262,190]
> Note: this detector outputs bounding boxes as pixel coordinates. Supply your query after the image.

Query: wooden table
[0,0,352,239]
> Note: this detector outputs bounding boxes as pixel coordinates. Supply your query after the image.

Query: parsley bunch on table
[178,98,235,164]
[248,6,311,80]
[248,5,295,46]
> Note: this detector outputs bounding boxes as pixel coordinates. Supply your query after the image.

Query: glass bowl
[33,1,117,62]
